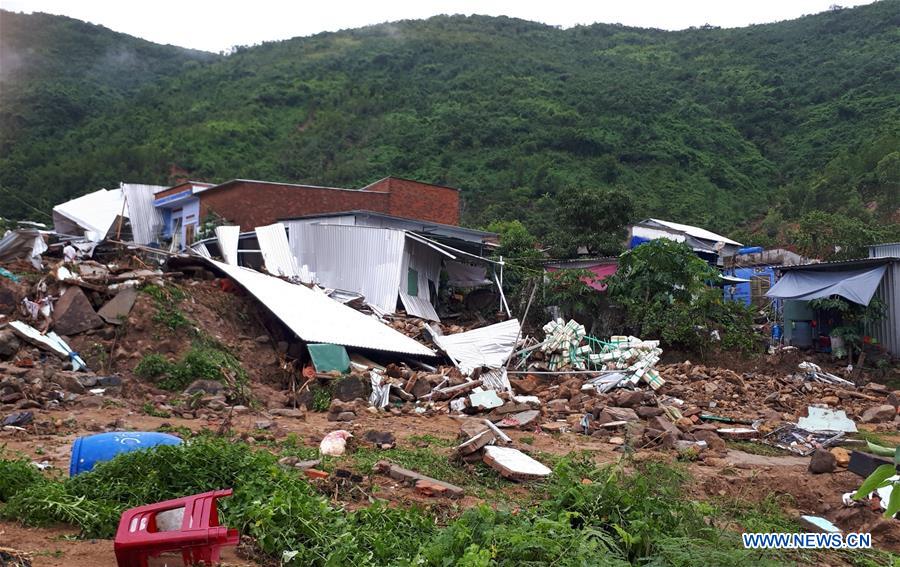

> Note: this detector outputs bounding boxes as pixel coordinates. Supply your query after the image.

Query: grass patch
[142,284,189,330]
[132,343,248,401]
[726,440,791,457]
[2,442,887,566]
[852,429,900,447]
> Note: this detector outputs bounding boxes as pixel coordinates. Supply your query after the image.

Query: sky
[1,0,877,53]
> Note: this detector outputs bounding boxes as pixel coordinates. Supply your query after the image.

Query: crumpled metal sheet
[208,259,435,356]
[215,225,240,265]
[255,223,300,278]
[433,319,520,375]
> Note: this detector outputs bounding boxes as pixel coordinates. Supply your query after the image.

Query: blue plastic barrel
[69,431,182,476]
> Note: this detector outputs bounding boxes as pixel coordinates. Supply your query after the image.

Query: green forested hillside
[0,3,898,242]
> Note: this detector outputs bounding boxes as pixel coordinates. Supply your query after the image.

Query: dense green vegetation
[1,3,898,246]
[5,437,890,565]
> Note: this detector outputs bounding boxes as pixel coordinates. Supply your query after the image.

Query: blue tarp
[766,265,886,306]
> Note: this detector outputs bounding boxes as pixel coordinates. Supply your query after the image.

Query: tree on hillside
[549,186,634,259]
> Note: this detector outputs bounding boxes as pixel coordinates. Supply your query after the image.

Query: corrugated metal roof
[215,225,240,265]
[645,218,742,246]
[255,223,299,277]
[433,319,521,375]
[122,183,167,245]
[870,243,900,259]
[207,259,435,356]
[52,188,127,241]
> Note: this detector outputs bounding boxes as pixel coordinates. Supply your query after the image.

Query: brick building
[153,176,461,247]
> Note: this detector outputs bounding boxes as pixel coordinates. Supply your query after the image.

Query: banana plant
[852,447,900,518]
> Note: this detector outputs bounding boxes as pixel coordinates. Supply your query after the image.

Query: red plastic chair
[114,489,240,567]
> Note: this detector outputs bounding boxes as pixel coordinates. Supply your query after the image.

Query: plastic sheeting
[433,319,520,375]
[215,225,240,266]
[766,265,887,306]
[255,223,299,278]
[208,259,435,356]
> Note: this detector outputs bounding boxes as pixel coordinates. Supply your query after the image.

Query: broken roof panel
[433,318,520,375]
[208,259,435,357]
[643,218,741,247]
[215,225,240,265]
[52,188,127,241]
[254,223,299,277]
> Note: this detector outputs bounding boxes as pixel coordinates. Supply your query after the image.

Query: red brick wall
[199,182,391,229]
[198,178,461,230]
[154,183,193,200]
[365,177,460,226]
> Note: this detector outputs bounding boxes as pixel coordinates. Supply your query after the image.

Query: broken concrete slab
[97,287,137,325]
[496,409,540,429]
[373,460,463,498]
[716,427,759,440]
[482,446,552,481]
[457,430,495,455]
[469,388,503,410]
[797,406,857,433]
[52,287,104,335]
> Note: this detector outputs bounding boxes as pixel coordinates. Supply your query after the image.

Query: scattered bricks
[269,407,306,419]
[860,404,896,423]
[510,374,543,396]
[647,415,680,436]
[415,479,454,497]
[602,407,640,422]
[546,399,569,413]
[403,373,418,394]
[715,427,758,440]
[808,449,837,474]
[457,430,495,455]
[692,430,726,452]
[304,468,329,480]
[373,460,464,498]
[821,395,840,406]
[636,406,665,418]
[612,390,645,408]
[830,447,850,467]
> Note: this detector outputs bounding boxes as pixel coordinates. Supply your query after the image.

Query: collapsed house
[629,218,742,265]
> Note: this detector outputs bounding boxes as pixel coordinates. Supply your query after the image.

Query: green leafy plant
[134,353,172,379]
[852,447,900,519]
[142,284,189,330]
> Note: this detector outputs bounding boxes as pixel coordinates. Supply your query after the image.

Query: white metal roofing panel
[52,188,127,241]
[399,238,442,321]
[122,183,167,245]
[647,218,741,246]
[292,224,405,314]
[433,318,520,375]
[215,225,240,265]
[208,259,434,356]
[255,223,299,277]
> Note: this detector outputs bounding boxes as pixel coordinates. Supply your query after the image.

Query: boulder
[612,390,645,408]
[52,287,104,335]
[333,376,367,402]
[860,404,896,424]
[184,379,225,396]
[636,406,665,418]
[808,449,836,474]
[0,329,20,359]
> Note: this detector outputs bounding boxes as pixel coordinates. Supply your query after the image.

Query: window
[407,268,419,296]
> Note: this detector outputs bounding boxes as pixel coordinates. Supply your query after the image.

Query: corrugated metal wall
[121,183,167,245]
[870,243,900,258]
[865,261,900,356]
[291,224,406,314]
[255,223,299,277]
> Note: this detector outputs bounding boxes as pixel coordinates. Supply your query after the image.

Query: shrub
[133,353,172,379]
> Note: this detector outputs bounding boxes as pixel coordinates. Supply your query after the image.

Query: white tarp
[766,265,887,306]
[208,259,434,356]
[433,318,520,375]
[9,321,87,370]
[215,225,240,266]
[255,223,299,278]
[52,188,127,241]
[122,183,167,245]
